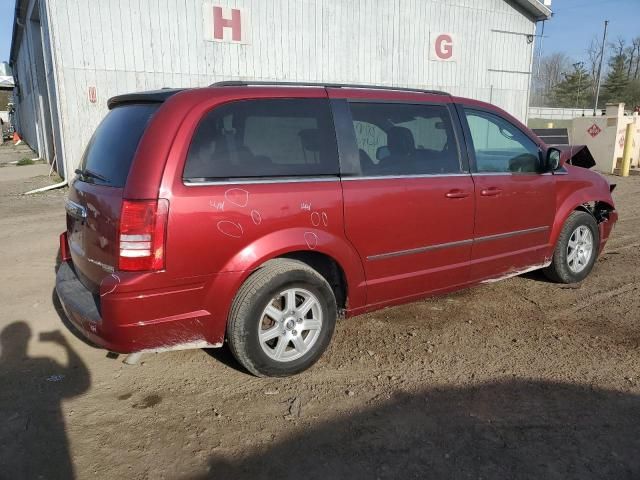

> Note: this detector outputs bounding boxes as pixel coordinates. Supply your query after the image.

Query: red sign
[430,32,456,62]
[587,123,601,138]
[203,3,249,44]
[213,6,241,42]
[435,34,453,59]
[88,86,97,104]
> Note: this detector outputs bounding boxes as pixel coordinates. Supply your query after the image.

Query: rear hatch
[66,103,159,293]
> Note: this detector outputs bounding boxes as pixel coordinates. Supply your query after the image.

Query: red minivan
[56,82,618,376]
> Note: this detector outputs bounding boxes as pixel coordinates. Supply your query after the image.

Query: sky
[0,0,638,65]
[0,0,15,64]
[542,0,640,62]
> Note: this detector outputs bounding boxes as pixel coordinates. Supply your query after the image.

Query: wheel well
[575,201,615,224]
[277,251,348,312]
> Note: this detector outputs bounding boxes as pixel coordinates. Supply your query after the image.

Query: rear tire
[544,211,599,284]
[227,259,337,377]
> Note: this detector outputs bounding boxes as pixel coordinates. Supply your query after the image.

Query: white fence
[528,107,594,120]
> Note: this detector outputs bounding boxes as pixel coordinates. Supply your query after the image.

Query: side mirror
[546,148,562,171]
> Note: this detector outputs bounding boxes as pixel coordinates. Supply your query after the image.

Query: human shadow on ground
[190,379,640,480]
[0,322,90,479]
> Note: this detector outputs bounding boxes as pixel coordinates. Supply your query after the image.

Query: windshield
[79,104,159,187]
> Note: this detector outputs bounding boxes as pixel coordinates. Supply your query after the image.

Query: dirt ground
[0,142,639,480]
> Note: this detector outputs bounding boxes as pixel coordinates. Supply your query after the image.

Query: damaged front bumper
[598,210,618,254]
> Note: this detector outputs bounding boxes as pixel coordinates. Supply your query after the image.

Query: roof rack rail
[209,80,449,96]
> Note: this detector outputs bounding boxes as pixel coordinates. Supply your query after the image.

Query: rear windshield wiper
[75,168,109,184]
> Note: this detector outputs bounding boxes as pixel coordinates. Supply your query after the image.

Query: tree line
[532,36,640,110]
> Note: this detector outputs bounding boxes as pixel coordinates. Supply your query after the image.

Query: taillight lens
[59,231,71,262]
[118,199,169,271]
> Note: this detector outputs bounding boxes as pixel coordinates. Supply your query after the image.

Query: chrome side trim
[342,173,471,181]
[472,226,550,243]
[472,172,540,176]
[367,239,473,261]
[366,226,550,261]
[184,174,474,186]
[65,199,87,220]
[183,177,340,187]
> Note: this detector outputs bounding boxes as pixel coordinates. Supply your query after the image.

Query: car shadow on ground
[203,344,246,373]
[520,268,555,283]
[0,321,91,479]
[189,379,640,480]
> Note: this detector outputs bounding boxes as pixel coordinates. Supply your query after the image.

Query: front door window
[464,109,540,173]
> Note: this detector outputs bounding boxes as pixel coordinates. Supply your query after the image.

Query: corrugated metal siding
[12,30,40,155]
[37,0,536,178]
[11,0,63,169]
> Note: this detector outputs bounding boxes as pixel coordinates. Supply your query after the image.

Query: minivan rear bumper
[55,261,226,353]
[56,261,125,351]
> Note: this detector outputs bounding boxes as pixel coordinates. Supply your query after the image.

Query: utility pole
[593,20,609,116]
[574,61,583,108]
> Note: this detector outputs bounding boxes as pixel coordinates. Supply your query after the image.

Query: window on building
[349,103,461,176]
[184,99,339,180]
[464,109,540,173]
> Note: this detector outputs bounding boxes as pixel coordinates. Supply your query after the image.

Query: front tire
[227,259,337,377]
[544,211,600,284]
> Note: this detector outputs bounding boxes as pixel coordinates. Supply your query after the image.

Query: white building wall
[11,0,63,171]
[38,0,537,179]
[12,25,40,154]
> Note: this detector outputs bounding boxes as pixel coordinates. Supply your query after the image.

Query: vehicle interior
[183,99,337,180]
[350,103,461,176]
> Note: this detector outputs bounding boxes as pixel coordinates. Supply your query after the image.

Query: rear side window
[349,102,461,176]
[184,99,339,181]
[79,104,159,187]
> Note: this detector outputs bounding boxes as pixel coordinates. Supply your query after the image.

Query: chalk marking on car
[304,232,319,249]
[217,220,244,238]
[209,200,224,211]
[101,274,121,296]
[224,188,249,207]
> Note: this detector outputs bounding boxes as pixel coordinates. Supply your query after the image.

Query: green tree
[551,63,592,108]
[625,78,640,110]
[602,54,629,104]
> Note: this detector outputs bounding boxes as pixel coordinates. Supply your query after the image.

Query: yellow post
[621,122,633,177]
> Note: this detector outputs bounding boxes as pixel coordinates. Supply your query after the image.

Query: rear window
[79,104,159,187]
[183,99,339,181]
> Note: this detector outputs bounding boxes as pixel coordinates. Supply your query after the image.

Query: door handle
[480,187,502,197]
[445,190,470,199]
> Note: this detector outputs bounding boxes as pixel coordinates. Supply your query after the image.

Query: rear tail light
[118,199,169,271]
[59,231,71,262]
